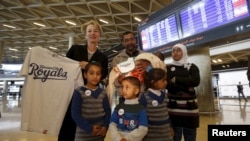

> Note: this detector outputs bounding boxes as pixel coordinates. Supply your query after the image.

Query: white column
[189,47,214,113]
[2,80,8,101]
[68,34,74,49]
[0,41,3,64]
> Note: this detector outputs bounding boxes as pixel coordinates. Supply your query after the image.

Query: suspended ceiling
[0,0,249,71]
[0,0,173,64]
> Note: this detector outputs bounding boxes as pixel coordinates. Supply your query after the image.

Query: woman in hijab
[166,43,200,141]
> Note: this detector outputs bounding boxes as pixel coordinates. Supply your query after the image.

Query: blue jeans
[173,127,197,141]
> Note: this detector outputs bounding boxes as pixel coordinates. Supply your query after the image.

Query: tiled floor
[0,95,249,141]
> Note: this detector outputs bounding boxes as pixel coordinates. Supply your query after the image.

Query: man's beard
[126,44,137,52]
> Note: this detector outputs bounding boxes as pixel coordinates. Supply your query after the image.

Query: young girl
[139,68,173,141]
[109,76,148,141]
[71,62,111,141]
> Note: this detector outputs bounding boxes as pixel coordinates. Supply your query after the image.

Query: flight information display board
[138,0,250,52]
[180,0,249,38]
[140,14,179,51]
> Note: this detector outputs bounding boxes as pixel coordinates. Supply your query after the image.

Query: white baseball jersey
[18,47,83,136]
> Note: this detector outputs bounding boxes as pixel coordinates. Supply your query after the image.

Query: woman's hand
[79,61,88,69]
[189,87,195,92]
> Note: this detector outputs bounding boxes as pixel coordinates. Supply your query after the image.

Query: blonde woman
[58,20,108,141]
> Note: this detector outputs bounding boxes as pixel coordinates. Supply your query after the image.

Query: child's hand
[120,138,127,141]
[97,126,107,136]
[170,128,174,137]
[91,125,101,136]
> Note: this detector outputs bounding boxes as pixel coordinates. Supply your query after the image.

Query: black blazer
[66,44,109,81]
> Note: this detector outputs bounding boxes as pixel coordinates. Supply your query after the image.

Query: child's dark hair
[154,51,165,61]
[84,61,103,74]
[144,68,166,90]
[122,76,141,88]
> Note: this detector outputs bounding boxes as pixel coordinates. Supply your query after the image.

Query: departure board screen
[180,0,249,38]
[140,14,179,51]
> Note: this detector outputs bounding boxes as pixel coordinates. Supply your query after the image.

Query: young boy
[109,76,148,141]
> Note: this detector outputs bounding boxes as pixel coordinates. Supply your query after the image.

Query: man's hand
[135,59,151,73]
[117,74,125,83]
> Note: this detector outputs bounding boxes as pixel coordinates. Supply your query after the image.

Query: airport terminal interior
[0,94,249,141]
[0,69,250,141]
[1,0,250,141]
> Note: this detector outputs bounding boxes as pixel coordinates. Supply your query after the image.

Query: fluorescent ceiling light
[11,56,19,58]
[217,59,222,62]
[65,20,76,26]
[49,46,57,50]
[9,48,18,51]
[99,19,109,24]
[3,24,16,29]
[112,50,117,53]
[134,17,141,22]
[33,22,46,27]
[212,60,217,63]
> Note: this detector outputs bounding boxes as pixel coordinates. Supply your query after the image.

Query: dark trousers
[238,91,247,101]
[58,100,76,141]
[173,127,197,141]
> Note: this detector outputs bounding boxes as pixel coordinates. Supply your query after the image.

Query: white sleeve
[109,122,123,141]
[125,125,148,141]
[74,67,84,88]
[18,49,32,77]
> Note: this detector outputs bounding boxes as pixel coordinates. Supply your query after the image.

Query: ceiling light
[112,50,117,53]
[134,17,141,22]
[11,56,19,58]
[49,46,57,50]
[65,20,76,26]
[217,59,222,62]
[3,24,16,29]
[33,22,46,27]
[212,60,217,63]
[99,19,109,24]
[9,48,18,51]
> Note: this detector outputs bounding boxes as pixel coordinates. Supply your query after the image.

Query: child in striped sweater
[139,68,174,141]
[71,62,111,141]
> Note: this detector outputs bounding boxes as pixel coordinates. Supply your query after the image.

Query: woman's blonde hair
[81,20,103,36]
